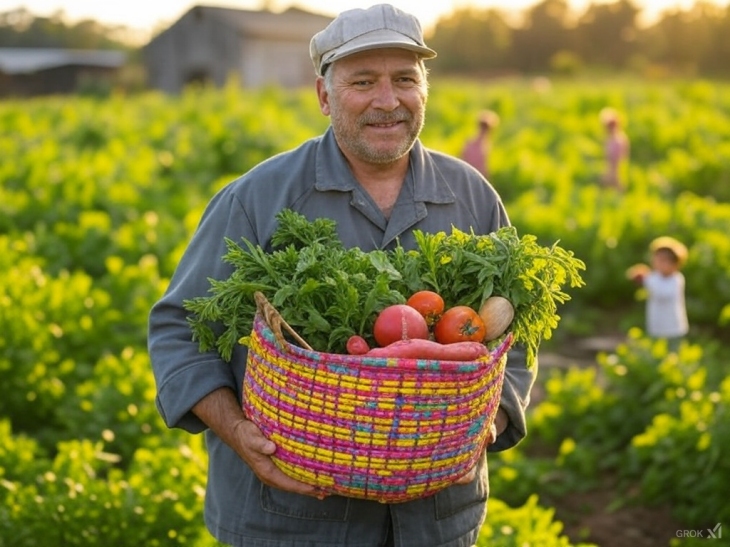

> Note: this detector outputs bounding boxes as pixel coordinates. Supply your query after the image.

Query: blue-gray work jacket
[148,127,537,547]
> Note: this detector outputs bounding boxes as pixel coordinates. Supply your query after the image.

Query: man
[148,4,536,546]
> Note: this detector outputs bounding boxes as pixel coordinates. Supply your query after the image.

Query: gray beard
[330,108,424,165]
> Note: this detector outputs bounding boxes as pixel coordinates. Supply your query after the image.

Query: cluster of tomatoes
[346,289,514,357]
[373,290,486,347]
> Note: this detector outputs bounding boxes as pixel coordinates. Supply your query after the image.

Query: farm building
[0,48,126,97]
[143,5,333,93]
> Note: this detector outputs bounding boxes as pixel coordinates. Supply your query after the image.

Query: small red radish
[346,335,370,355]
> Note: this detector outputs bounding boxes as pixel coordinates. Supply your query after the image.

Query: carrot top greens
[184,209,585,367]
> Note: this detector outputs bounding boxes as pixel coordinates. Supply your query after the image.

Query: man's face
[317,48,428,166]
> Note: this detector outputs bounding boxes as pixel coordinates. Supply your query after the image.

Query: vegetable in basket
[373,303,430,347]
[184,209,586,369]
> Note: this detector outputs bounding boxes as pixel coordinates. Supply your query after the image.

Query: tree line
[427,0,730,77]
[0,7,135,51]
[1,1,729,77]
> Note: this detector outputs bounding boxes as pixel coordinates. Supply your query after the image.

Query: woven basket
[242,292,513,503]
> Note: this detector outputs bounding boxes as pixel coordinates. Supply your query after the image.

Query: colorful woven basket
[242,292,513,503]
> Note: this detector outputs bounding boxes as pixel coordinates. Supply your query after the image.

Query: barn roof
[0,48,127,75]
[147,5,333,44]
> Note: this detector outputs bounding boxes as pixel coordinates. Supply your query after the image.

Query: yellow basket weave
[242,292,512,503]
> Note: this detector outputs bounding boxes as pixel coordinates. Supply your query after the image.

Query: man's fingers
[487,422,498,445]
[233,418,327,499]
[248,448,327,498]
[454,466,477,485]
[233,418,276,454]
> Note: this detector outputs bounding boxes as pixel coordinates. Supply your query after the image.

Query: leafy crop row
[489,332,729,545]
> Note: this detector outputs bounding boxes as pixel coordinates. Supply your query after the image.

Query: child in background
[600,107,630,190]
[461,110,500,179]
[626,236,689,352]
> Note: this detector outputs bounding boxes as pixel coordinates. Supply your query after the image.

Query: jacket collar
[314,127,456,205]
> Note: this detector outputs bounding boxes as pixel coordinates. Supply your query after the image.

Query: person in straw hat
[461,109,500,179]
[600,107,630,190]
[148,5,536,546]
[627,236,689,351]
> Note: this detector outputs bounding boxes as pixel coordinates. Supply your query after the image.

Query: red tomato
[433,306,487,344]
[373,304,430,347]
[346,335,370,355]
[406,290,445,326]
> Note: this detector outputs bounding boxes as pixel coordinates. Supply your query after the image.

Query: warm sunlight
[1,0,725,39]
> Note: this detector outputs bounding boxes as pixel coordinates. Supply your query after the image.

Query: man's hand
[193,388,327,499]
[454,407,509,485]
[490,407,509,443]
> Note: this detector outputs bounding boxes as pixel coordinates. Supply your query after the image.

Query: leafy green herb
[184,210,586,367]
[184,211,405,360]
[389,227,586,368]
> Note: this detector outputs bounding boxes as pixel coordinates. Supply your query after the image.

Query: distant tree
[428,7,513,74]
[641,1,728,76]
[511,0,574,72]
[0,7,34,34]
[0,8,133,49]
[575,0,640,69]
[706,3,730,75]
[428,0,730,77]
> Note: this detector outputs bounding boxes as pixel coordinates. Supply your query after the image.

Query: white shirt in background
[643,271,688,338]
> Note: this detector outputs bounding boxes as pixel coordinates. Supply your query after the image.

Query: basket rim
[251,314,514,371]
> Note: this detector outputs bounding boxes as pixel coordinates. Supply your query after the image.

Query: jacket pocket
[260,485,350,521]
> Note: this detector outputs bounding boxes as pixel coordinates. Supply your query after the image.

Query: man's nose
[371,81,400,111]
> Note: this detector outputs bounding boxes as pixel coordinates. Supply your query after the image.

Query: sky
[1,0,725,42]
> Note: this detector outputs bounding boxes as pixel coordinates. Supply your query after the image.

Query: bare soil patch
[536,334,681,547]
[553,483,679,547]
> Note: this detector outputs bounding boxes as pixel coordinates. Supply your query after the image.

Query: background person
[600,106,630,190]
[461,109,500,179]
[627,236,689,352]
[148,4,536,546]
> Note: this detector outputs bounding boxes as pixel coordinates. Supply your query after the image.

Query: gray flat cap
[310,4,437,76]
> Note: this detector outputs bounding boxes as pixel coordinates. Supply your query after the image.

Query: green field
[1,77,728,546]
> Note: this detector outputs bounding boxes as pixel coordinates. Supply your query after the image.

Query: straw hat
[599,107,621,127]
[478,110,500,129]
[649,236,688,266]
